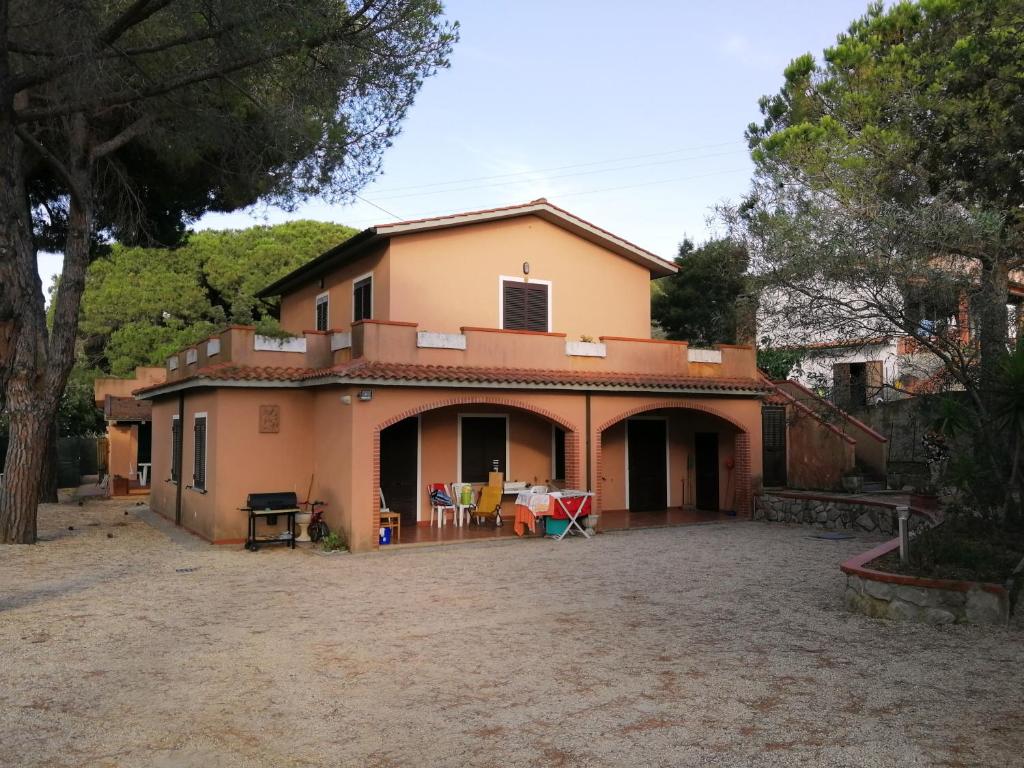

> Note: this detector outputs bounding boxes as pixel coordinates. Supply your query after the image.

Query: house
[760,276,1024,410]
[135,200,770,552]
[94,367,167,490]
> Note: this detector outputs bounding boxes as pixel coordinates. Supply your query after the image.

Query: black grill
[246,491,298,511]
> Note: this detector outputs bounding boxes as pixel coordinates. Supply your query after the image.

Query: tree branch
[13,126,84,204]
[90,114,153,160]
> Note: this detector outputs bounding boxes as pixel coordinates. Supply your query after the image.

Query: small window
[170,416,181,482]
[552,426,566,481]
[315,292,329,332]
[353,276,372,322]
[193,414,207,491]
[502,279,549,332]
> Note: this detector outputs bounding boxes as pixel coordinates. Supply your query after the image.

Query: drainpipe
[585,392,592,492]
[175,391,184,526]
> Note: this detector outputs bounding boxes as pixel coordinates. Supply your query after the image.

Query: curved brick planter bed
[841,538,1011,626]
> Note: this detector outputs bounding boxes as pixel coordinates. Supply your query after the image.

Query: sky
[37,0,875,288]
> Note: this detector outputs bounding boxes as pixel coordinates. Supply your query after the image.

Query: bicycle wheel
[309,520,329,542]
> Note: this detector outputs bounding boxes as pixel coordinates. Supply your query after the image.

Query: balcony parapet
[159,322,758,383]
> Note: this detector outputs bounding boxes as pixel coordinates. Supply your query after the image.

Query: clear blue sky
[38,0,874,286]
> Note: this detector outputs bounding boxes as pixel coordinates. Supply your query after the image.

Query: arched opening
[597,405,750,530]
[375,400,581,546]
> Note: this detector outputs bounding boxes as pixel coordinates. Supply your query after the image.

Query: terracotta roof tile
[104,395,153,421]
[136,361,770,396]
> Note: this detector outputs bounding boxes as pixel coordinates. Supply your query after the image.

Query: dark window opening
[502,280,548,332]
[553,426,566,481]
[353,277,372,322]
[460,416,506,483]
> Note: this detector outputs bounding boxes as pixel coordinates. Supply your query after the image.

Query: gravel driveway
[1,498,1021,767]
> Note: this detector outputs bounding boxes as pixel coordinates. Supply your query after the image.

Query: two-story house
[136,200,768,552]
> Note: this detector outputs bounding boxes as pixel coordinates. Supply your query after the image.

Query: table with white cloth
[513,490,594,539]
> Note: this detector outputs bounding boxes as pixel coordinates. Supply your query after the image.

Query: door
[380,417,419,527]
[761,406,787,487]
[136,421,152,464]
[694,432,719,511]
[627,420,667,512]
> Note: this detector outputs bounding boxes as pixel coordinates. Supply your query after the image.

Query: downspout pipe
[585,392,592,492]
[175,391,184,526]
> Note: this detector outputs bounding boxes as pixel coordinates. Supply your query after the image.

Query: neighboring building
[135,200,770,551]
[761,276,1024,410]
[94,367,167,489]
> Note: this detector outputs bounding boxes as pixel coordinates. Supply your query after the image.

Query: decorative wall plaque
[259,405,280,433]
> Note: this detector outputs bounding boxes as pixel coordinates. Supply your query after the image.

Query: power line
[346,166,752,228]
[370,149,746,202]
[368,139,746,194]
[353,193,402,221]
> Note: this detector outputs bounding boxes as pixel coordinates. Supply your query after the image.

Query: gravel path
[1,498,1021,767]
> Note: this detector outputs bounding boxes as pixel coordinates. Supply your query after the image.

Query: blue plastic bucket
[379,526,392,545]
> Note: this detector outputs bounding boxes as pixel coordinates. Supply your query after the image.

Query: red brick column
[734,431,752,518]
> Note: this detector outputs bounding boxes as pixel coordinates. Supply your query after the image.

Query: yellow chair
[474,484,503,527]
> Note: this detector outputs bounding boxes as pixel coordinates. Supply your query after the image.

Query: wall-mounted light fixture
[318,277,325,289]
[522,261,530,275]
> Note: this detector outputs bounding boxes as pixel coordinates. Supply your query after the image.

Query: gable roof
[256,199,676,298]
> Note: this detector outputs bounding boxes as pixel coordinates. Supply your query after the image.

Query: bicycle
[306,500,330,542]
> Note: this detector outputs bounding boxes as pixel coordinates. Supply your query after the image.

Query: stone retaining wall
[754,493,929,535]
[841,540,1010,626]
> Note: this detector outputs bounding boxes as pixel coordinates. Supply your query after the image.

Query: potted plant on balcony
[842,467,864,493]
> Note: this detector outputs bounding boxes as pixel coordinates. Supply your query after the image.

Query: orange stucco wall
[107,424,138,481]
[597,409,739,512]
[279,244,389,332]
[148,384,763,552]
[276,215,653,339]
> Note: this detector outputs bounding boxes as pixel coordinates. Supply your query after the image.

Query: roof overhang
[136,375,766,400]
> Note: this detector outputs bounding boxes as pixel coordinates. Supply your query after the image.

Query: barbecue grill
[241,491,301,551]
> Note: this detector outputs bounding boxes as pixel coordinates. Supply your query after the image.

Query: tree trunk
[38,422,58,503]
[0,106,94,542]
[975,258,1009,390]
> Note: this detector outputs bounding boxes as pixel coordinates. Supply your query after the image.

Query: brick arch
[594,400,752,519]
[596,399,748,435]
[378,394,579,433]
[371,395,583,547]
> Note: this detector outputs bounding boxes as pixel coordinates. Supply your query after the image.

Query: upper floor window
[501,277,549,332]
[315,292,329,331]
[353,275,372,322]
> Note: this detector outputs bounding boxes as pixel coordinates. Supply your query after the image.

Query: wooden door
[380,417,419,527]
[694,432,720,511]
[628,420,667,512]
[761,406,787,487]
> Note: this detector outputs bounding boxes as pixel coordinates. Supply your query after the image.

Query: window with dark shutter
[315,293,329,331]
[171,416,181,482]
[460,416,507,483]
[502,280,548,332]
[353,276,372,321]
[193,415,207,491]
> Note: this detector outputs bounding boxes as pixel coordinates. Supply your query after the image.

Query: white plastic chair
[427,483,456,528]
[451,483,477,527]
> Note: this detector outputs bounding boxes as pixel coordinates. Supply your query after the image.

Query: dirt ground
[1,497,1022,768]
